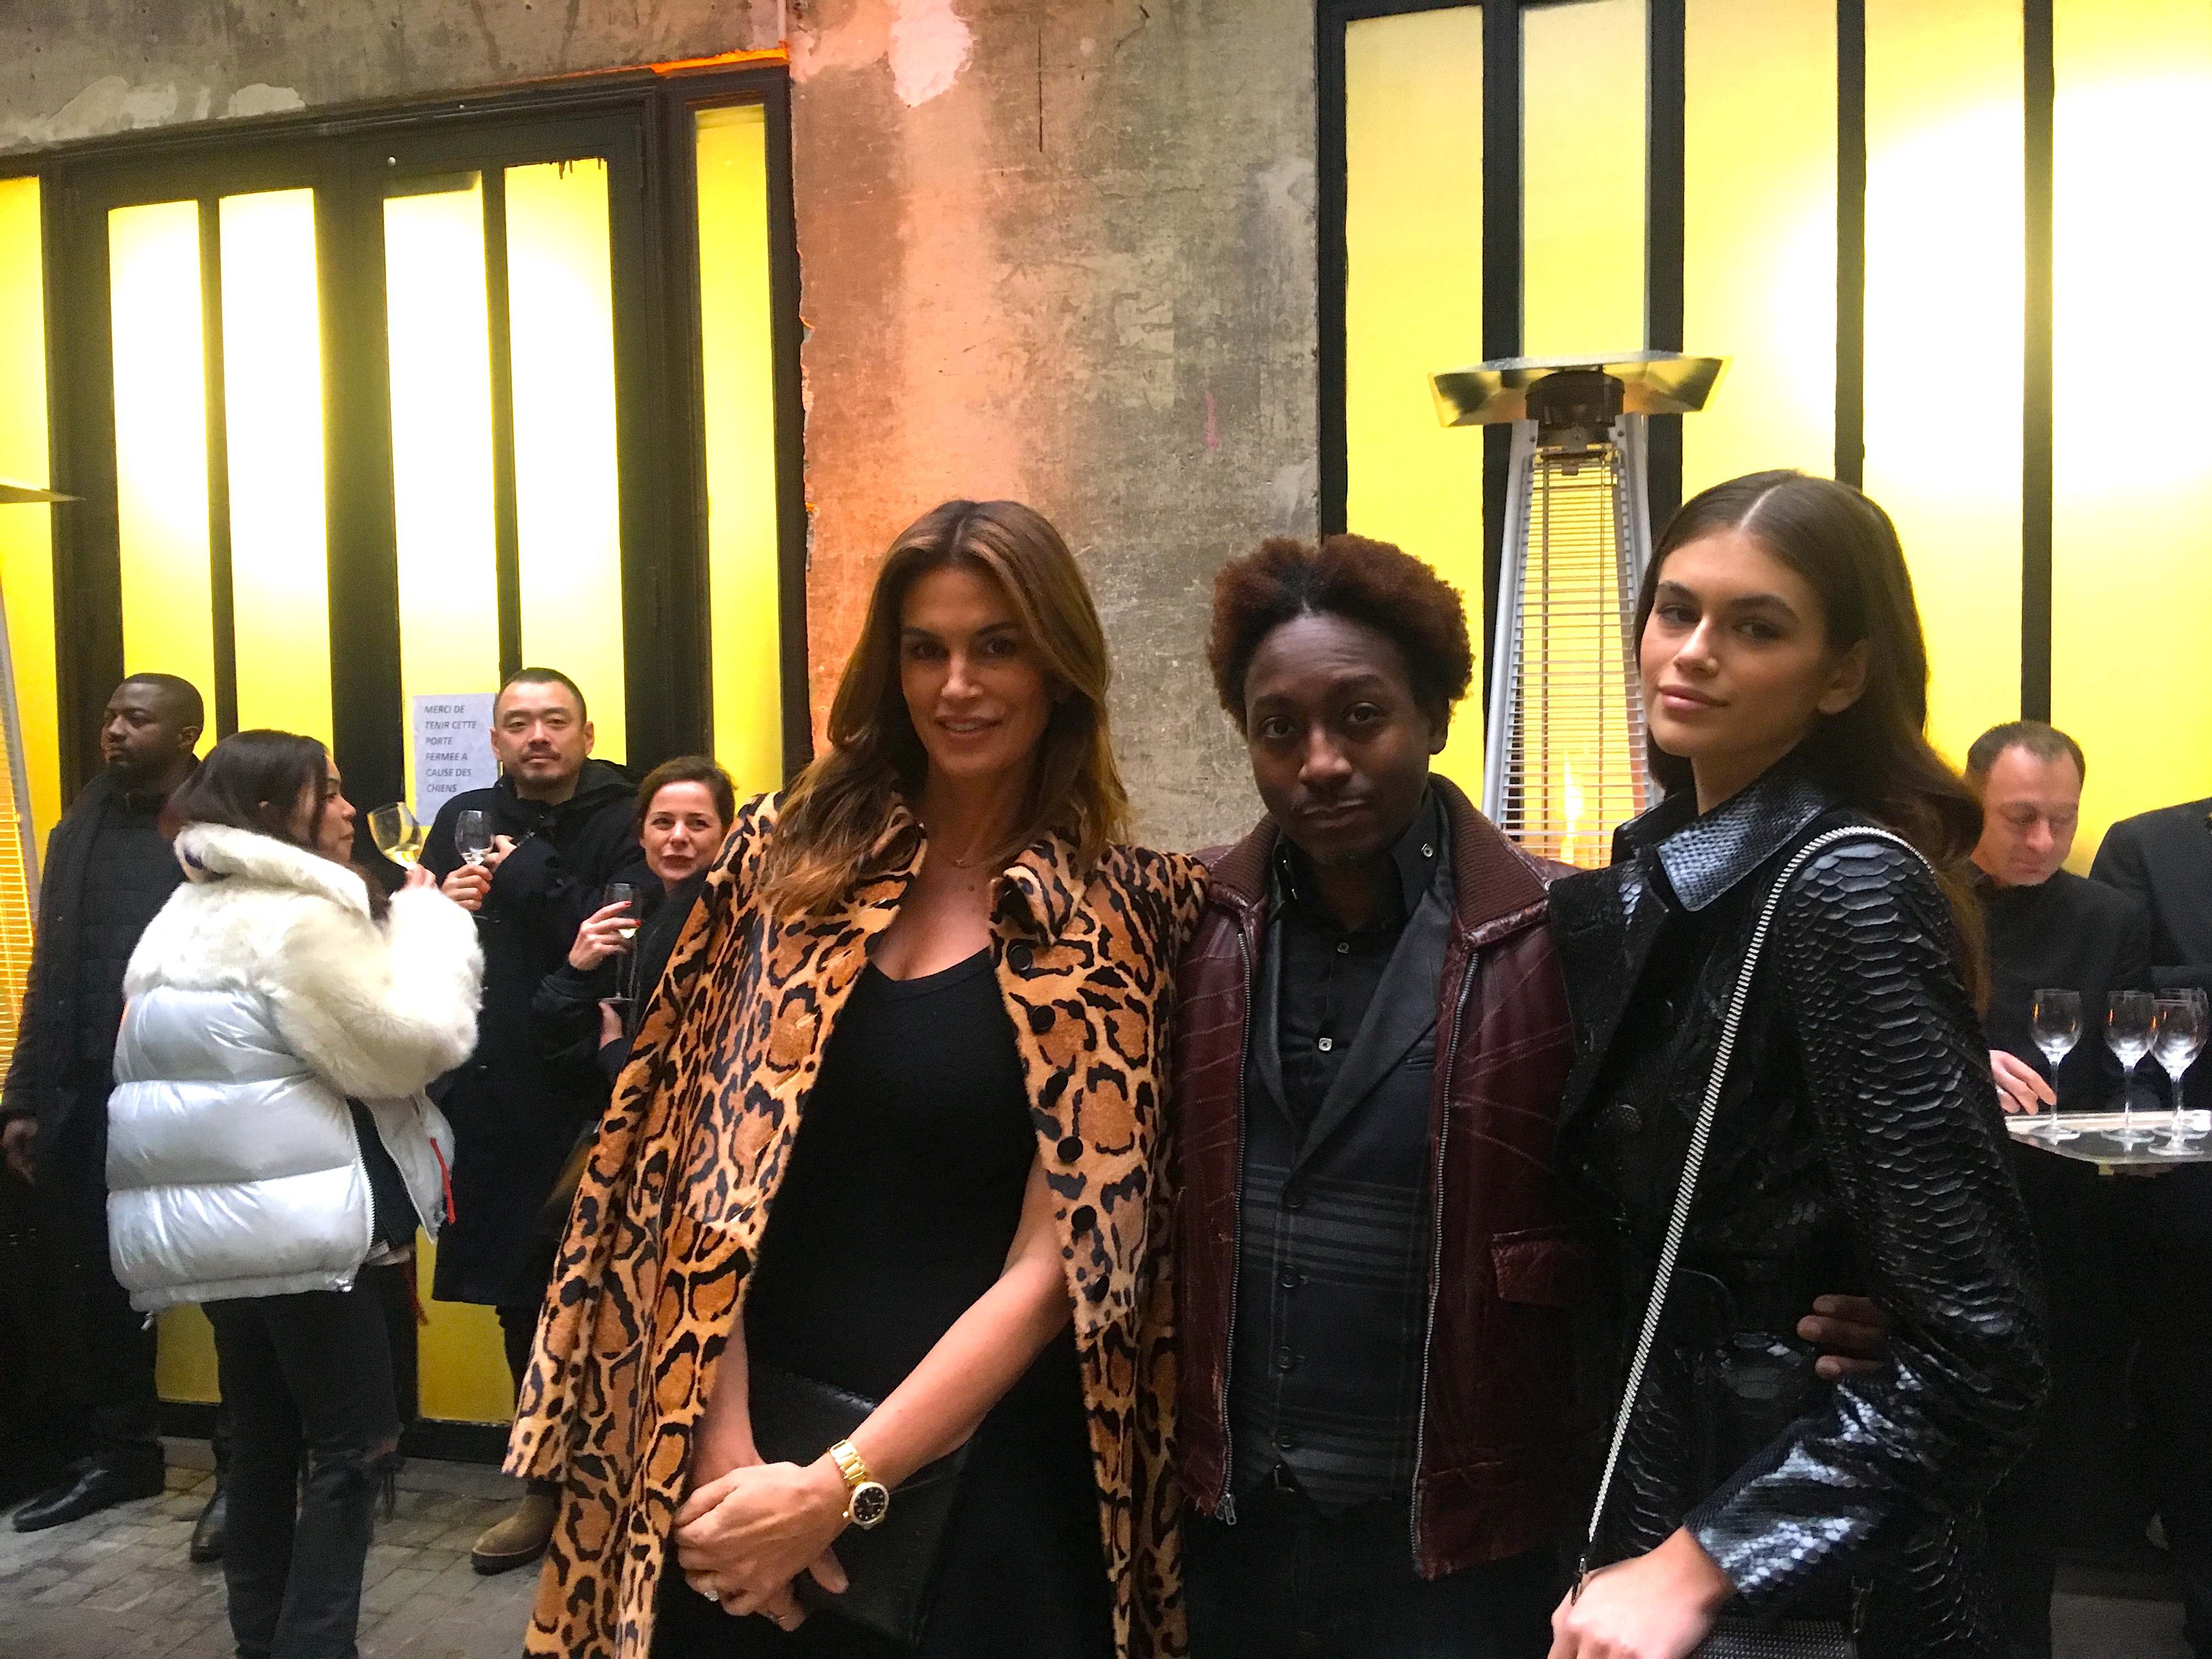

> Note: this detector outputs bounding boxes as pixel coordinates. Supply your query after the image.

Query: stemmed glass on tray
[2107,990,2158,1148]
[2149,989,2210,1157]
[2029,988,2083,1142]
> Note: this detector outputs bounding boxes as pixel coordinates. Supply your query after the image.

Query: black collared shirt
[1273,791,1448,1132]
[1230,788,1453,1514]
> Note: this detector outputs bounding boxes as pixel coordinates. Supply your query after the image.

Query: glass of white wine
[368,803,427,870]
[605,883,637,1006]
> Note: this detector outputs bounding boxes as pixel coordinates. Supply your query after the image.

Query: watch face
[849,1481,890,1530]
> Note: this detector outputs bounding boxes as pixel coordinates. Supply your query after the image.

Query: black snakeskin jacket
[1548,753,2046,1656]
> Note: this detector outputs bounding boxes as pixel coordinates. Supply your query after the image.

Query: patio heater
[0,479,70,1070]
[1428,351,1725,867]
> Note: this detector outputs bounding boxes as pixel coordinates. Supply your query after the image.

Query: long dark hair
[761,500,1130,915]
[1635,471,1987,1001]
[168,730,385,917]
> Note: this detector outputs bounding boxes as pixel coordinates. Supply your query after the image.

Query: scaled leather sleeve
[1686,838,2047,1609]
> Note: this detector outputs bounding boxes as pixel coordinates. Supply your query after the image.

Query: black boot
[189,1476,226,1562]
[10,1457,165,1532]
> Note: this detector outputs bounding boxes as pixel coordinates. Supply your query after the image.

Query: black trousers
[206,1283,400,1659]
[2114,1172,2212,1658]
[1184,1480,1560,1659]
[48,1126,162,1475]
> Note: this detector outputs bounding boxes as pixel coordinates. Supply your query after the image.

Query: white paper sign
[410,693,501,823]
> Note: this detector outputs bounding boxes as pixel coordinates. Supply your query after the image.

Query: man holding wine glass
[1964,721,2157,1659]
[416,668,651,1577]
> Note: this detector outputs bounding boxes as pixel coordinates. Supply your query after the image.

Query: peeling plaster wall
[0,0,1317,850]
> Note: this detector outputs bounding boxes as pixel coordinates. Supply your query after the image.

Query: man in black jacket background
[1966,721,2155,1659]
[1,675,200,1533]
[421,667,647,1575]
[2092,786,2212,1657]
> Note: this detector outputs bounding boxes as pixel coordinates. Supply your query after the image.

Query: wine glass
[455,809,493,867]
[368,803,426,870]
[2150,989,2210,1157]
[2029,988,2083,1142]
[2107,990,2158,1147]
[603,883,637,1006]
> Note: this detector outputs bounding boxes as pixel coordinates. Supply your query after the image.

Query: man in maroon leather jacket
[1175,534,1586,1654]
[1173,535,1880,1657]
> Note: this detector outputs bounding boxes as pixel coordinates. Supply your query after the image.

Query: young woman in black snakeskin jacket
[1544,472,2047,1659]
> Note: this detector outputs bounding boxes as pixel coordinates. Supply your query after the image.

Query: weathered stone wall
[0,0,1316,850]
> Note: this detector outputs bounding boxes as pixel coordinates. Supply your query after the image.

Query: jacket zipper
[1214,922,1255,1526]
[1409,951,1478,1565]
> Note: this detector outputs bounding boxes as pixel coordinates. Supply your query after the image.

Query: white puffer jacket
[106,822,483,1312]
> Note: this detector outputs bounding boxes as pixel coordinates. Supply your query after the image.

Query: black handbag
[1573,828,1918,1659]
[746,1363,972,1646]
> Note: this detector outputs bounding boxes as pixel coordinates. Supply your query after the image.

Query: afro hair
[1206,534,1474,731]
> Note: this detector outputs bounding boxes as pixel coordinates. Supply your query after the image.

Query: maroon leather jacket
[1173,776,1591,1576]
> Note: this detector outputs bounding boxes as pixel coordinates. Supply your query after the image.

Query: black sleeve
[1688,839,2047,1607]
[532,963,617,1082]
[420,795,466,884]
[2,817,74,1124]
[485,800,649,958]
[595,1035,633,1089]
[2114,898,2156,996]
[2093,824,2212,992]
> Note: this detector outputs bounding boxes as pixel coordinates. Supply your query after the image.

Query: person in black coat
[2091,792,2212,1658]
[1548,474,2043,1659]
[420,668,650,1575]
[1,675,200,1534]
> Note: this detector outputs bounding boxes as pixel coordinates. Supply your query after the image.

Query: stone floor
[0,1442,537,1659]
[0,1441,2194,1658]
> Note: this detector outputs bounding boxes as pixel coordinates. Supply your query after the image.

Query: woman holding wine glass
[534,755,736,1088]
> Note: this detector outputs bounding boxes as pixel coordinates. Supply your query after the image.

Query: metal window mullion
[483,168,523,684]
[197,196,240,739]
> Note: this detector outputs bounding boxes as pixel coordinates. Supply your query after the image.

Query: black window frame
[16,60,808,810]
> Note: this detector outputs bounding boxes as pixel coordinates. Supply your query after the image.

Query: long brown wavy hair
[761,500,1131,915]
[1637,470,1988,1003]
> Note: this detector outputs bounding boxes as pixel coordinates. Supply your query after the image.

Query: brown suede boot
[470,1488,558,1575]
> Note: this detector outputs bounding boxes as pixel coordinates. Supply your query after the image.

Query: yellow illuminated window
[2051,0,2212,864]
[385,174,501,810]
[1862,0,2025,766]
[109,200,217,707]
[0,174,59,849]
[1522,0,1648,358]
[221,188,333,744]
[506,159,624,762]
[1681,0,1836,495]
[696,105,785,795]
[1342,7,1486,791]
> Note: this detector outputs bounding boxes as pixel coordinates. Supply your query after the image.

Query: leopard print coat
[507,795,1205,1659]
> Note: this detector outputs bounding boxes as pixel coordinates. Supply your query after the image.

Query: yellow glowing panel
[417,1237,518,1423]
[386,178,500,808]
[1344,8,1487,792]
[697,106,785,797]
[1862,0,2024,766]
[221,189,332,745]
[0,176,59,854]
[1681,0,1836,495]
[507,160,624,763]
[1522,0,1647,358]
[109,200,216,710]
[2051,0,2212,867]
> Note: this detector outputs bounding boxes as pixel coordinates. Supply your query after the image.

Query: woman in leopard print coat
[507,501,1204,1659]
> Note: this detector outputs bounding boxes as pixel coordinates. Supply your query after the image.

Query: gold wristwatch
[827,1438,890,1530]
